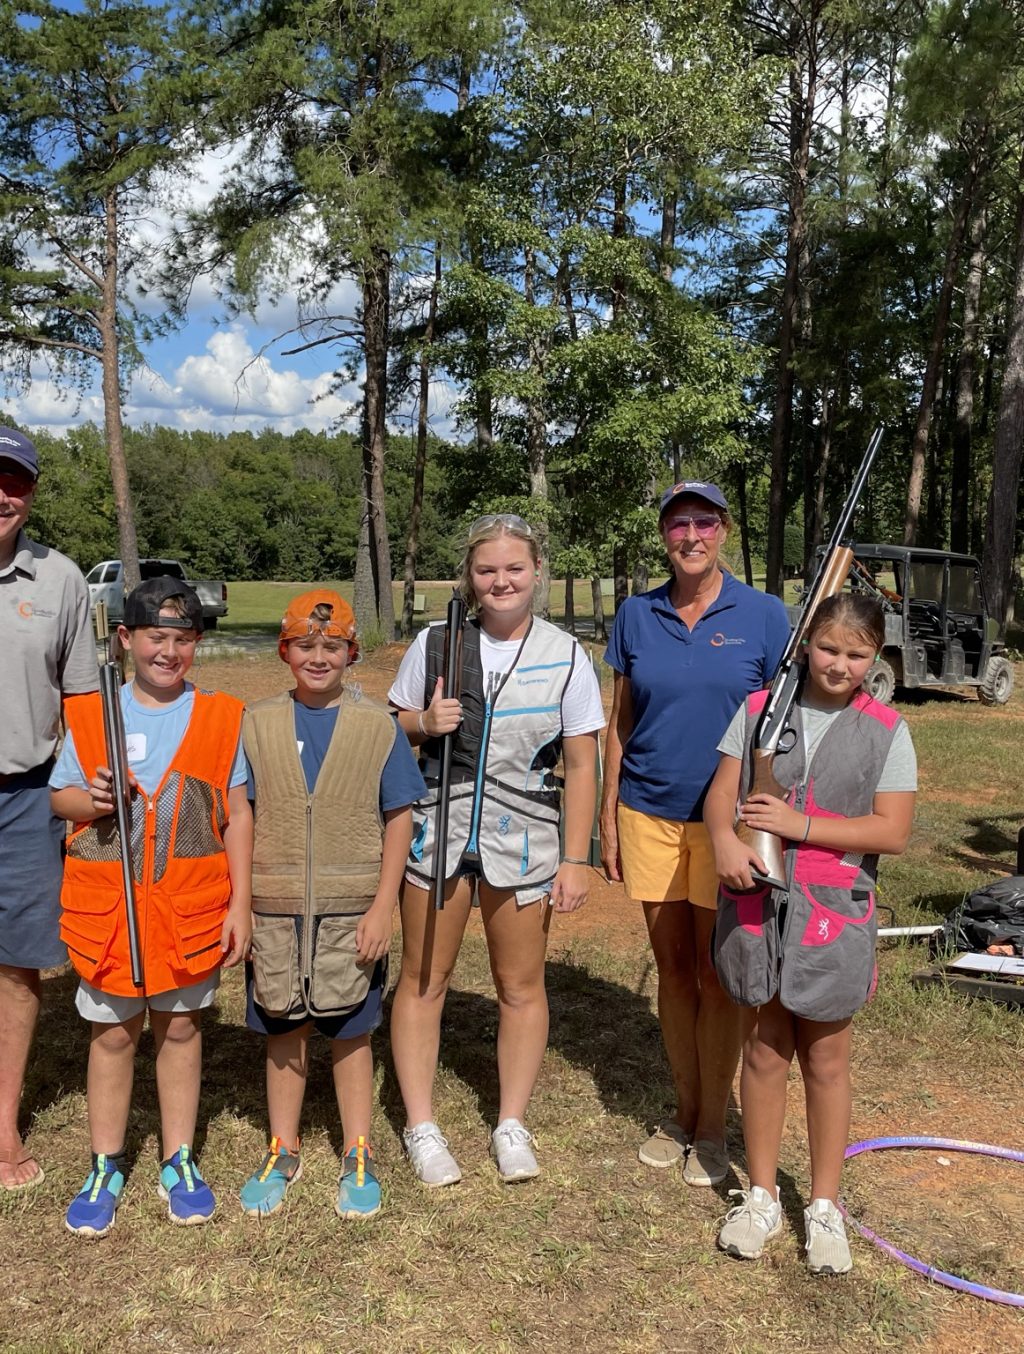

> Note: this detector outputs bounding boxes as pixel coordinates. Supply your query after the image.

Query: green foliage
[0,0,204,383]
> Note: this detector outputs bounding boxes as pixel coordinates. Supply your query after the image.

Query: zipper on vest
[301,797,314,995]
[136,791,156,992]
[466,671,497,855]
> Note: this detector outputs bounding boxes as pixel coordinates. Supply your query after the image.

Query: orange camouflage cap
[278,589,359,663]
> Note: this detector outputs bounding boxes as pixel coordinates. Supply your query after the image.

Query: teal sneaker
[240,1136,303,1217]
[335,1138,381,1219]
[65,1152,126,1238]
[157,1145,216,1225]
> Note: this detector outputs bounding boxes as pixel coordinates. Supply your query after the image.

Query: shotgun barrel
[99,663,143,987]
[737,426,884,888]
[432,591,467,910]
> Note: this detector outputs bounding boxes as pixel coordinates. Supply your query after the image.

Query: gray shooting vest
[714,688,903,1021]
[408,616,579,890]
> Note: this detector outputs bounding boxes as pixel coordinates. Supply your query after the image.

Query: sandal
[0,1145,45,1191]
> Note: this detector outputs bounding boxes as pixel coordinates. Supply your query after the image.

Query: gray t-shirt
[1,531,98,774]
[717,697,917,793]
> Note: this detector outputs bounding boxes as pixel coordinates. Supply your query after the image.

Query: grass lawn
[4,645,1023,1352]
[220,575,804,639]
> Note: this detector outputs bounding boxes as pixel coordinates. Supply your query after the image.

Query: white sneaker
[717,1186,783,1260]
[490,1118,540,1182]
[402,1121,462,1187]
[804,1198,853,1275]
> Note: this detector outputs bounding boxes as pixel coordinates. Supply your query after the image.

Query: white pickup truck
[85,559,229,628]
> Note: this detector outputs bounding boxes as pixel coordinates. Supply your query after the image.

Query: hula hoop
[842,1136,1024,1307]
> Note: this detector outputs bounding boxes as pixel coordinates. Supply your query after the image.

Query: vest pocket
[309,915,373,1016]
[713,885,779,1009]
[60,892,120,981]
[170,893,227,977]
[250,914,301,1014]
[780,886,876,1021]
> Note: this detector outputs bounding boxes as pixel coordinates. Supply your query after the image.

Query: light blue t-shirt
[50,681,247,797]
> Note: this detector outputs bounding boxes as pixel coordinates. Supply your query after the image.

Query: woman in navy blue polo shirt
[601,481,789,1186]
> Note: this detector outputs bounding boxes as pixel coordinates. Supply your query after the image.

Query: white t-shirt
[388,625,606,737]
[717,697,917,793]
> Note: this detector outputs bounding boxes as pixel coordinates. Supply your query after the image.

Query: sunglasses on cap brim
[280,620,354,641]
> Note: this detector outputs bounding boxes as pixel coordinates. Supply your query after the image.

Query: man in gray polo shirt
[0,426,97,1190]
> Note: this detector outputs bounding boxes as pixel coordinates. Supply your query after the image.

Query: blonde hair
[457,519,540,610]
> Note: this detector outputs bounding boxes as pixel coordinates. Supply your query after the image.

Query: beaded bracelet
[417,711,427,737]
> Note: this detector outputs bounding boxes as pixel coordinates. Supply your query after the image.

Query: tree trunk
[590,575,606,642]
[401,247,440,638]
[735,463,753,587]
[459,58,493,457]
[660,186,676,284]
[353,501,374,631]
[524,247,551,618]
[613,543,628,613]
[631,562,649,596]
[101,187,140,592]
[564,573,575,634]
[358,249,395,639]
[611,176,627,321]
[766,19,816,598]
[951,206,987,552]
[903,127,986,544]
[983,150,1024,628]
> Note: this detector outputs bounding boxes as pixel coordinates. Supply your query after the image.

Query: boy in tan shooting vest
[240,590,425,1219]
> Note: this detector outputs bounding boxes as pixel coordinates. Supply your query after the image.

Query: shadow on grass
[372,956,768,1208]
[959,810,1022,863]
[373,958,669,1140]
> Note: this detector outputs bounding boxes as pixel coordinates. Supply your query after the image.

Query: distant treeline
[20,421,811,586]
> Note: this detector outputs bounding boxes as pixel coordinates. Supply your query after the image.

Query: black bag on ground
[933,877,1024,956]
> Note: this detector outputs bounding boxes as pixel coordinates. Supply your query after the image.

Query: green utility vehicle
[797,544,1014,706]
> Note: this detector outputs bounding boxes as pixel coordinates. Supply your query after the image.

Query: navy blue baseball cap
[0,427,40,479]
[658,479,729,518]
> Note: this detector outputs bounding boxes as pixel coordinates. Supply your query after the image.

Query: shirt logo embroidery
[18,601,33,618]
[498,814,511,836]
[710,632,745,647]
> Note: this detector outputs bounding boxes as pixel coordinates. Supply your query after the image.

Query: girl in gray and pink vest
[704,595,916,1276]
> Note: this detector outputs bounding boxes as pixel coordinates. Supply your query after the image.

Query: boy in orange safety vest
[50,577,253,1238]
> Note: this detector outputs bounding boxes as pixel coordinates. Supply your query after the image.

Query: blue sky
[2,138,458,443]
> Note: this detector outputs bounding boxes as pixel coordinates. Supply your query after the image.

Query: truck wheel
[863,658,895,705]
[979,655,1014,705]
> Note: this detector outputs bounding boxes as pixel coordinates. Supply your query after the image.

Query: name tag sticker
[125,733,147,763]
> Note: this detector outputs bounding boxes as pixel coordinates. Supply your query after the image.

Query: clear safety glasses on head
[279,618,352,642]
[469,513,533,537]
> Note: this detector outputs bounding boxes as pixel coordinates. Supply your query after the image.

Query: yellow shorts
[617,803,719,908]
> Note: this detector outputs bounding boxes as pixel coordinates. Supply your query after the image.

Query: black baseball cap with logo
[123,576,204,632]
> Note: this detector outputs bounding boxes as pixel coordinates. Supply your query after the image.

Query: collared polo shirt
[0,531,98,773]
[604,570,790,821]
